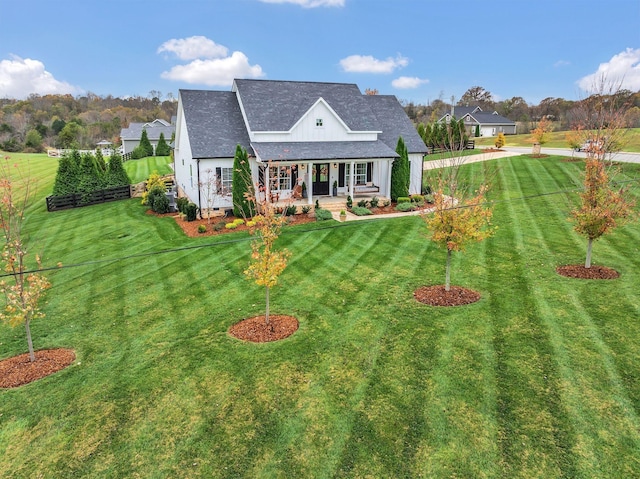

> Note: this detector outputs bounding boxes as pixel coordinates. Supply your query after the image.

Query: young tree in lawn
[529,116,553,153]
[243,176,291,330]
[423,118,495,291]
[391,136,410,201]
[232,145,255,218]
[425,186,494,291]
[0,159,52,362]
[570,157,635,268]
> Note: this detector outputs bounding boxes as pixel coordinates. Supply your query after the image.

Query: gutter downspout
[196,159,202,216]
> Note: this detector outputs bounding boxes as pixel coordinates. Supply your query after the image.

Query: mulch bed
[0,348,76,388]
[414,285,481,306]
[228,315,299,342]
[556,264,620,279]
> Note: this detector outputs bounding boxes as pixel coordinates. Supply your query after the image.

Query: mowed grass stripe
[487,162,579,477]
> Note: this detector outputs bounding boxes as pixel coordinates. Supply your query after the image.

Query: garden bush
[369,196,379,208]
[397,196,411,204]
[151,191,170,214]
[176,197,189,213]
[284,205,297,216]
[411,194,425,203]
[197,224,207,233]
[395,202,415,212]
[225,223,238,229]
[315,209,333,221]
[213,221,226,231]
[357,199,368,208]
[351,207,372,216]
[185,202,198,221]
[302,205,311,214]
[346,195,353,209]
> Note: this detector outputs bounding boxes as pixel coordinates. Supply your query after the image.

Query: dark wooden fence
[427,140,475,155]
[46,185,132,212]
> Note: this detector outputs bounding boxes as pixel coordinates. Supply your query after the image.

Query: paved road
[500,146,640,164]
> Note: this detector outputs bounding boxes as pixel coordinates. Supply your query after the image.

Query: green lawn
[1,152,640,478]
[474,127,640,152]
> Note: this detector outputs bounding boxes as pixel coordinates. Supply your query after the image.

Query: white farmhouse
[173,79,427,210]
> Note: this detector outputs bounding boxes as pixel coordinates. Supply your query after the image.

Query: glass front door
[312,163,329,195]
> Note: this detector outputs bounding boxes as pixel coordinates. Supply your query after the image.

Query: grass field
[1,152,640,478]
[474,127,640,152]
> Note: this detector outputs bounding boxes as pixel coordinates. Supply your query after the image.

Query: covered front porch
[258,159,392,207]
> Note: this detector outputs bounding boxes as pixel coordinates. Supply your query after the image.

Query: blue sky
[1,0,639,105]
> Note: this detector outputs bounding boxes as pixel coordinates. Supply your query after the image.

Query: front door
[312,163,329,196]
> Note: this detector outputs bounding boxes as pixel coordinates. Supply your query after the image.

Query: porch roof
[251,140,399,162]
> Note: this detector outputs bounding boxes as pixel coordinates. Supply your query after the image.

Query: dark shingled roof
[120,122,175,141]
[364,95,428,155]
[234,79,380,132]
[179,89,251,159]
[251,140,398,162]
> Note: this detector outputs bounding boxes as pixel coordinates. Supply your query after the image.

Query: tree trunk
[265,286,271,331]
[585,237,593,268]
[25,319,35,362]
[445,249,452,292]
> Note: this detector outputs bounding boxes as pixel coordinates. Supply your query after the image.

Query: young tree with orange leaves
[571,158,635,268]
[529,116,554,152]
[243,167,291,330]
[0,159,52,362]
[425,185,494,291]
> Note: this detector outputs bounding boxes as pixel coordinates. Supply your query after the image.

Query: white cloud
[392,76,429,89]
[259,0,344,7]
[339,54,409,74]
[577,48,640,92]
[0,56,81,99]
[160,51,265,86]
[157,36,229,61]
[554,60,571,67]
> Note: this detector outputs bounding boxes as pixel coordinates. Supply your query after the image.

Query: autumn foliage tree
[0,159,52,362]
[570,158,635,268]
[244,199,291,330]
[425,185,494,291]
[529,117,554,147]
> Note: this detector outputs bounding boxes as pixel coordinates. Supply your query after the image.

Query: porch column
[386,159,393,199]
[307,162,313,205]
[349,161,355,199]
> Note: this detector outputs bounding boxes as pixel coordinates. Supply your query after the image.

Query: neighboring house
[120,118,176,155]
[173,79,428,211]
[440,106,517,137]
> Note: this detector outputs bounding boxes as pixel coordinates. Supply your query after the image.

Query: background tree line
[1,86,639,154]
[401,86,640,135]
[0,91,176,153]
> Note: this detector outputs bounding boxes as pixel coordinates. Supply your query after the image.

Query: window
[316,118,323,127]
[269,165,292,191]
[216,167,233,195]
[345,162,367,186]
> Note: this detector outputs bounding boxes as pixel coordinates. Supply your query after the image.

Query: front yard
[1,153,639,477]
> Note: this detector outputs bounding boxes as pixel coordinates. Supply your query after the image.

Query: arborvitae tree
[155,132,170,156]
[232,145,255,218]
[391,136,410,201]
[52,150,81,196]
[475,124,480,137]
[94,148,107,173]
[417,123,426,144]
[139,129,154,157]
[105,151,131,187]
[77,152,105,203]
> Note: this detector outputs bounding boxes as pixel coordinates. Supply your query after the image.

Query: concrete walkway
[423,150,521,170]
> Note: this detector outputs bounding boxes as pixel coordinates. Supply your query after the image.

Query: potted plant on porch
[333,180,338,196]
[301,181,307,198]
[339,209,347,222]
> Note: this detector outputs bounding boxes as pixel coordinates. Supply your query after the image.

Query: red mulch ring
[229,315,299,343]
[556,264,619,280]
[0,348,75,388]
[414,285,481,306]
